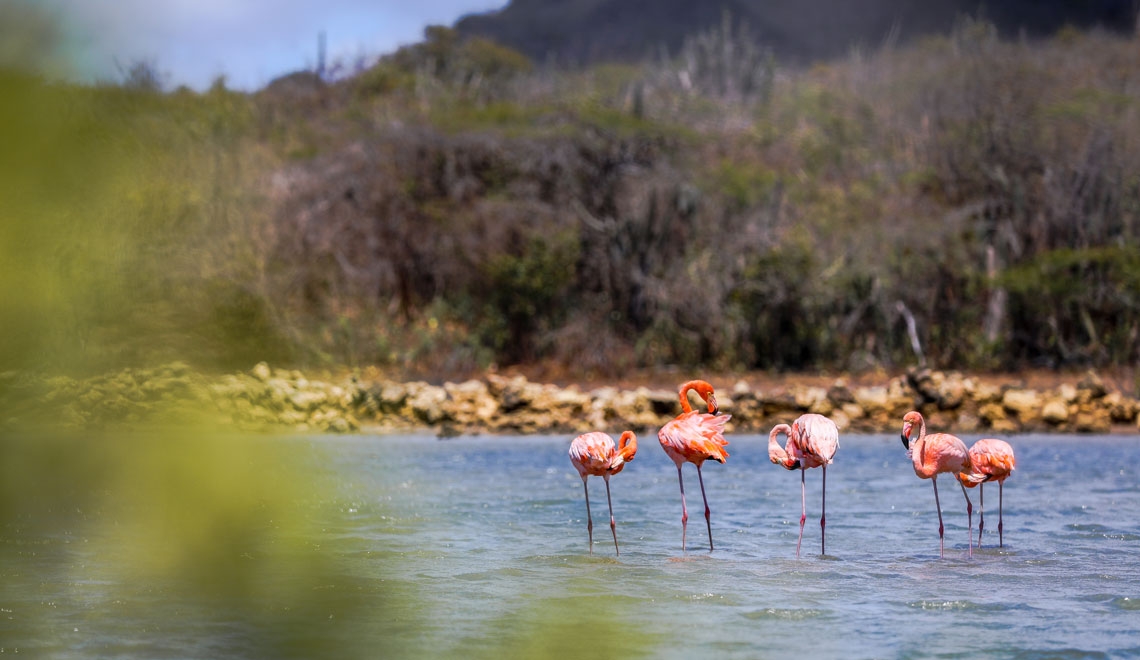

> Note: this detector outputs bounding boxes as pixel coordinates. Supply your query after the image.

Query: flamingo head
[609,431,637,473]
[900,410,923,450]
[768,423,799,469]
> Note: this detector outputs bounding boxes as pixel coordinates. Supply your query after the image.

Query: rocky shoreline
[2,363,1138,436]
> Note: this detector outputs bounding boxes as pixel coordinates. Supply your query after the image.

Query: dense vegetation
[3,14,1140,379]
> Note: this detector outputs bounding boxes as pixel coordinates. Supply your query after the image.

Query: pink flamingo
[959,438,1016,547]
[658,380,730,552]
[900,411,974,558]
[768,413,840,558]
[569,430,637,555]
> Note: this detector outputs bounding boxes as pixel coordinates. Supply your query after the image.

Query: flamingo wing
[962,438,1016,484]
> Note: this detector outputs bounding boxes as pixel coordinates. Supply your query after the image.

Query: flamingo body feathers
[658,411,731,466]
[570,431,637,476]
[960,438,1015,485]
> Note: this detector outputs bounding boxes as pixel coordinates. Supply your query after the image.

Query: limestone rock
[886,377,917,415]
[374,381,409,413]
[1076,371,1107,400]
[1041,399,1069,425]
[793,386,832,415]
[252,362,272,381]
[956,411,981,432]
[936,374,967,410]
[406,383,449,424]
[854,386,889,413]
[1104,392,1137,423]
[980,402,1016,432]
[289,390,327,412]
[972,382,1002,404]
[647,389,679,416]
[827,381,855,405]
[486,374,534,412]
[444,380,500,425]
[761,391,800,417]
[841,403,865,420]
[1074,408,1110,433]
[1001,389,1041,420]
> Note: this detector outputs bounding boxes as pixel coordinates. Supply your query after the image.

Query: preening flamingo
[900,411,974,558]
[658,380,730,552]
[769,413,839,557]
[959,438,1016,547]
[569,430,638,555]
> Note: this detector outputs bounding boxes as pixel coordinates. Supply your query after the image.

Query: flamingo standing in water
[900,411,974,558]
[959,438,1016,547]
[658,380,730,552]
[768,414,840,558]
[569,430,638,555]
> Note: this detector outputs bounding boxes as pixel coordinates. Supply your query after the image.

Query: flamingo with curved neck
[569,430,639,555]
[769,414,839,558]
[659,379,730,552]
[679,379,718,414]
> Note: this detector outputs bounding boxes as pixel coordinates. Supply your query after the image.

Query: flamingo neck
[679,384,695,413]
[678,380,712,414]
[910,415,928,471]
[768,424,791,453]
[768,423,794,468]
[617,431,637,461]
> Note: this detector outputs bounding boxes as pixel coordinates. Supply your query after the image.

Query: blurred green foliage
[0,32,285,373]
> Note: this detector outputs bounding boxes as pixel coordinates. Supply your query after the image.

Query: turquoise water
[2,433,1138,658]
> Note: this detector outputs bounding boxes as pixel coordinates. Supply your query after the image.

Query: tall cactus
[676,10,774,103]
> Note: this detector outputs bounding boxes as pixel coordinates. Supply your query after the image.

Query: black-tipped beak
[790,460,801,470]
[900,433,910,450]
[708,396,719,415]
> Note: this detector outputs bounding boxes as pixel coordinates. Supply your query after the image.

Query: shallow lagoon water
[2,433,1138,658]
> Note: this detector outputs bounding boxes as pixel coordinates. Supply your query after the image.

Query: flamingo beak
[900,424,911,449]
[707,394,718,415]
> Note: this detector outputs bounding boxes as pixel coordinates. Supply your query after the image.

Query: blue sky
[38,0,507,90]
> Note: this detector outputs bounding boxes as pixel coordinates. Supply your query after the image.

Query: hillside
[456,0,1138,63]
[3,14,1140,383]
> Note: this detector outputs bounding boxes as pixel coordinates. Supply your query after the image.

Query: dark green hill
[456,0,1138,63]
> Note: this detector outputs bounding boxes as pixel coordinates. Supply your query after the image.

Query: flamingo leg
[932,476,944,559]
[999,481,1004,547]
[958,475,973,558]
[696,463,714,551]
[604,474,618,556]
[677,465,688,551]
[796,468,806,559]
[821,466,827,556]
[582,476,593,553]
[978,483,985,547]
